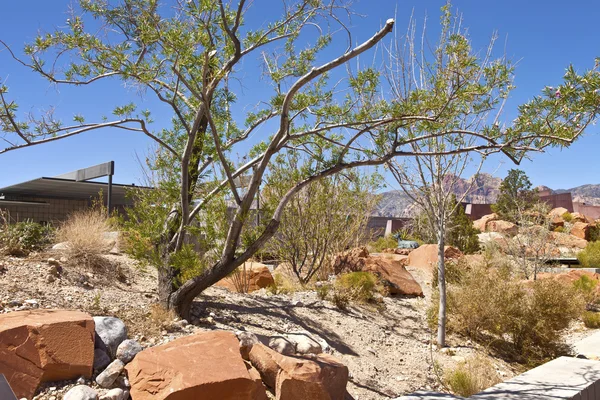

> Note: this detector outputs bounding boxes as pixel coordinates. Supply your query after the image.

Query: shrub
[440,258,584,365]
[573,275,598,307]
[267,272,303,295]
[554,226,565,233]
[578,241,600,268]
[333,272,379,306]
[582,311,600,328]
[368,235,398,252]
[0,217,54,256]
[562,212,573,222]
[445,355,501,397]
[56,208,112,259]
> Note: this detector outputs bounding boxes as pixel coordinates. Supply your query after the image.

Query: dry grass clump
[267,272,304,295]
[430,253,584,365]
[56,207,112,262]
[582,311,600,328]
[319,271,382,309]
[445,355,501,397]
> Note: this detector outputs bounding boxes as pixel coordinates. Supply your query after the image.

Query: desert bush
[554,226,565,233]
[267,272,303,295]
[56,207,112,259]
[432,257,467,288]
[333,272,379,307]
[438,257,584,365]
[562,211,573,222]
[582,311,600,328]
[573,275,599,307]
[589,224,600,242]
[0,214,53,256]
[578,241,600,268]
[368,235,399,252]
[445,355,501,397]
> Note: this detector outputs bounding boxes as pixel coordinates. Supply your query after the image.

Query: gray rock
[116,339,142,363]
[94,316,127,357]
[63,385,98,400]
[268,337,295,355]
[286,333,323,355]
[94,348,111,372]
[235,331,259,360]
[52,242,69,250]
[96,359,124,388]
[115,375,131,389]
[99,388,126,400]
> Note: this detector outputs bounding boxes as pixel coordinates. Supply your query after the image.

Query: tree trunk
[437,233,447,348]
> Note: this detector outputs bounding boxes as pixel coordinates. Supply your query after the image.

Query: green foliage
[0,215,53,256]
[582,311,600,328]
[332,272,379,308]
[562,212,573,223]
[589,224,600,242]
[264,154,380,284]
[554,226,565,233]
[578,241,600,268]
[492,169,539,222]
[368,235,399,252]
[447,197,480,254]
[444,355,501,397]
[573,275,598,305]
[170,244,205,284]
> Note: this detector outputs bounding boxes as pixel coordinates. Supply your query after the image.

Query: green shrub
[562,212,573,222]
[333,272,379,307]
[445,355,501,397]
[439,259,584,365]
[432,257,467,288]
[0,217,53,256]
[578,241,600,268]
[573,275,598,306]
[554,226,565,233]
[368,235,398,252]
[590,225,600,242]
[583,311,600,328]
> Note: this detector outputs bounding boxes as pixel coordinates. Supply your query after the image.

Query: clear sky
[0,0,598,191]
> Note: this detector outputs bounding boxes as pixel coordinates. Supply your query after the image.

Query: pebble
[63,385,98,400]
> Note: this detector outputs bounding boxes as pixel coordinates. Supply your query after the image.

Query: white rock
[286,333,323,355]
[64,385,98,400]
[116,339,142,363]
[94,316,127,357]
[96,359,124,388]
[99,388,126,400]
[268,337,295,355]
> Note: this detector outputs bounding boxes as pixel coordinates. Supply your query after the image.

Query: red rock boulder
[215,262,275,293]
[406,244,463,273]
[249,343,348,400]
[549,207,569,219]
[486,220,518,236]
[473,213,497,232]
[550,231,588,250]
[0,309,95,399]
[571,222,591,240]
[125,330,267,400]
[332,250,422,296]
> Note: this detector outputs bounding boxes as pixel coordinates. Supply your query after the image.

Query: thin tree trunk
[437,231,447,348]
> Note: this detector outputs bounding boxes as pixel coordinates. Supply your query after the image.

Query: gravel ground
[0,250,519,400]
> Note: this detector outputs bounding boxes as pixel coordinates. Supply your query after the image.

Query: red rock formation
[0,309,95,399]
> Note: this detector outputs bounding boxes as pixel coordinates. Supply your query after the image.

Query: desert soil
[1,251,522,400]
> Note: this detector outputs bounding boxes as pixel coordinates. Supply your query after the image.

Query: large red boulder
[486,220,518,236]
[0,309,95,399]
[249,343,348,400]
[406,244,463,273]
[571,222,591,241]
[215,262,275,293]
[125,330,267,400]
[550,231,588,250]
[473,213,497,232]
[332,249,422,296]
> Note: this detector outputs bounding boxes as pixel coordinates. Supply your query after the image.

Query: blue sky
[0,0,598,191]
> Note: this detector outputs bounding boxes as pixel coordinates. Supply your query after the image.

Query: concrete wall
[540,192,574,212]
[0,195,91,224]
[573,202,600,220]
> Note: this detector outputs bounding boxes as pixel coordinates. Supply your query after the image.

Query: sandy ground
[0,251,520,400]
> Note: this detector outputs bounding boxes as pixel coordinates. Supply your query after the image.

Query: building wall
[1,195,92,224]
[573,202,600,220]
[540,192,574,212]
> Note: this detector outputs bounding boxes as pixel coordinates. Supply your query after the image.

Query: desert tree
[1,1,600,318]
[492,168,539,222]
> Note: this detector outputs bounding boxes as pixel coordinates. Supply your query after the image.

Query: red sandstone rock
[571,222,591,240]
[473,213,497,232]
[215,262,275,293]
[0,309,95,399]
[249,343,348,400]
[125,330,268,400]
[549,207,569,219]
[486,220,518,236]
[406,244,463,273]
[550,231,588,249]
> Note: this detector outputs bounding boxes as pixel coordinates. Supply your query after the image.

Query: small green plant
[573,275,598,307]
[562,212,573,223]
[554,226,565,233]
[368,236,398,252]
[316,283,332,300]
[445,355,501,397]
[582,311,600,328]
[578,241,600,268]
[333,271,378,306]
[0,213,54,256]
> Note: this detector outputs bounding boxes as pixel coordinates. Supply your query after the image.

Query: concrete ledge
[472,357,600,399]
[573,331,600,360]
[393,392,464,399]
